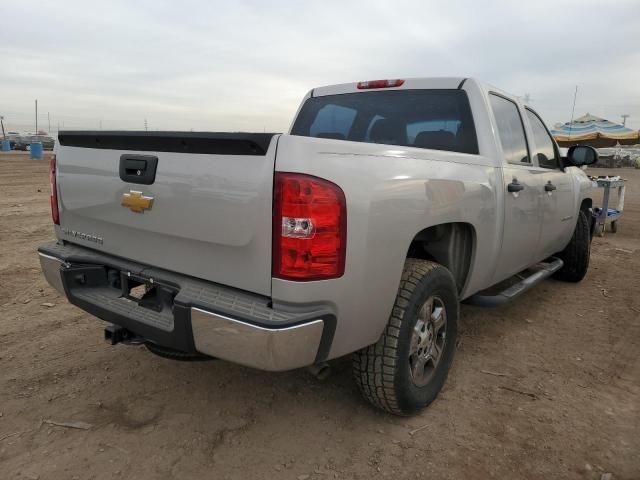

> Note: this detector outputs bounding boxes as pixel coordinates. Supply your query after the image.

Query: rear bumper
[38,241,334,371]
[40,253,66,295]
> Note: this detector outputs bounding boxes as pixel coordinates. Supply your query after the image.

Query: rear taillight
[273,173,346,281]
[50,154,59,225]
[357,79,405,89]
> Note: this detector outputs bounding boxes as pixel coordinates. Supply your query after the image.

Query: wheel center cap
[410,295,448,387]
[420,325,434,351]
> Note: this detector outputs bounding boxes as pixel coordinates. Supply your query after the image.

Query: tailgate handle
[119,154,158,185]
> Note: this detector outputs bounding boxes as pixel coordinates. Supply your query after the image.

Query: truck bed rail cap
[57,131,279,155]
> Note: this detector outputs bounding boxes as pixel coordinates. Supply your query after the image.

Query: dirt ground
[0,152,638,480]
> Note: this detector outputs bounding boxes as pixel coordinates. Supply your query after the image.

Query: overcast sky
[1,0,638,133]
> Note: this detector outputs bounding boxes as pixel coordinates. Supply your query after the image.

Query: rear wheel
[554,210,591,282]
[352,259,458,416]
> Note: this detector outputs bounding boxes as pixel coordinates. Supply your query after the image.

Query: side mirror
[565,145,598,167]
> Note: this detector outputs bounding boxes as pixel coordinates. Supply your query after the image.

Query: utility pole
[35,99,38,133]
[567,86,578,139]
[48,112,51,133]
[144,118,148,131]
[621,114,630,127]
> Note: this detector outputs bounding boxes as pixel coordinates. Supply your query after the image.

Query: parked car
[38,77,598,415]
[13,134,55,150]
[12,135,31,151]
[33,134,55,150]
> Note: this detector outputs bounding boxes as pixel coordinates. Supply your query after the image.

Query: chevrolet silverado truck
[38,77,598,415]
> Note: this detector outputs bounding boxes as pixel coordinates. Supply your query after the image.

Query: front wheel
[554,210,591,282]
[352,259,458,416]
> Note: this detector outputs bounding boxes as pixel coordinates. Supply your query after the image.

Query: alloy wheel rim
[409,295,447,387]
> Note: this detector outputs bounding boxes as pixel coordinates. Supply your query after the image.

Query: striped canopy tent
[550,114,639,148]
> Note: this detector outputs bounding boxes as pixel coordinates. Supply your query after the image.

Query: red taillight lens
[50,154,60,225]
[273,173,346,281]
[357,79,405,89]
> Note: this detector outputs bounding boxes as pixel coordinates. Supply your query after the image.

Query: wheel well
[406,223,475,293]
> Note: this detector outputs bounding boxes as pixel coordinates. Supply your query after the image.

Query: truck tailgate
[55,132,279,296]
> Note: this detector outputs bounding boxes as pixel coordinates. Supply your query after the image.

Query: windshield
[291,89,478,155]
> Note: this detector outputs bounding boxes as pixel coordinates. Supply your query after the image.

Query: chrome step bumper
[191,308,324,371]
[38,241,333,371]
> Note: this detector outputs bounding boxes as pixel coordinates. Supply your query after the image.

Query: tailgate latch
[119,154,158,185]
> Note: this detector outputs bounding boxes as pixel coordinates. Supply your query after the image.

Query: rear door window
[291,90,478,155]
[489,94,530,165]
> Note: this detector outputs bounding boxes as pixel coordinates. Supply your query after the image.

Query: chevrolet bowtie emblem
[121,190,154,213]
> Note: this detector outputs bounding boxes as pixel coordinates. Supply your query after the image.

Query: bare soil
[1,152,638,480]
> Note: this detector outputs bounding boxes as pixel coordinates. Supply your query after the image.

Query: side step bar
[464,257,564,307]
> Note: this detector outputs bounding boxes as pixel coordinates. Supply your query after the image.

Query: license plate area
[120,272,177,313]
[63,264,178,314]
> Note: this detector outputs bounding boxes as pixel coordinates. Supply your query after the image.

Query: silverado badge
[121,190,154,213]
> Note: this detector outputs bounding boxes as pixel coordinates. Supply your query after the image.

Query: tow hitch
[104,324,143,345]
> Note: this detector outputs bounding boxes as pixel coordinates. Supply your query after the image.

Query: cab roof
[312,77,470,97]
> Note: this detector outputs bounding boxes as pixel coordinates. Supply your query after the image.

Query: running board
[464,257,564,307]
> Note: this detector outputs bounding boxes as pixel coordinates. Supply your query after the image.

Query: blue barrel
[1,140,11,152]
[30,142,43,159]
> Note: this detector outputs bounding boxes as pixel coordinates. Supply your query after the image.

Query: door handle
[544,181,557,192]
[508,180,524,193]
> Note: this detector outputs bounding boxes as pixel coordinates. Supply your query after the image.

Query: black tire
[352,259,458,416]
[554,210,591,282]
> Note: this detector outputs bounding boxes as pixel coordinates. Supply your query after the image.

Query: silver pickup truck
[39,77,598,415]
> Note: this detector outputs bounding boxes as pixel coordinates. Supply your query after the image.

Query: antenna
[567,86,578,141]
[621,114,630,127]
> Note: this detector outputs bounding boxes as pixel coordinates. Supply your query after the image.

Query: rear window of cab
[291,89,478,155]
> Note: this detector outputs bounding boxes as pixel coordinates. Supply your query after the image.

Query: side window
[309,104,357,140]
[526,109,559,169]
[489,94,530,165]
